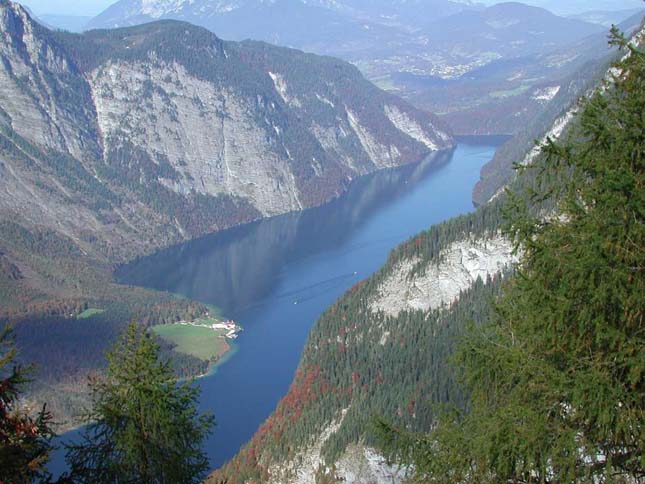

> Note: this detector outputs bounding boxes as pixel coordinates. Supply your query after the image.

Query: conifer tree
[65,322,214,483]
[375,28,644,483]
[0,325,54,483]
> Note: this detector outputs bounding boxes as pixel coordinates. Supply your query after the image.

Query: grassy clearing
[152,323,229,362]
[76,308,105,319]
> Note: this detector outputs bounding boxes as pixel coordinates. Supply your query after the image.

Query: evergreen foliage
[212,263,506,482]
[64,323,214,483]
[375,29,644,482]
[0,325,54,483]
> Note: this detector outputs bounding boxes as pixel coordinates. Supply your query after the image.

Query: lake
[52,136,506,474]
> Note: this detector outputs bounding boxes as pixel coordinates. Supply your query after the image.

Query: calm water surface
[52,137,505,473]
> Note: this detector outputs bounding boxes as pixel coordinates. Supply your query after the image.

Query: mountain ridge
[0,0,451,316]
[84,0,610,138]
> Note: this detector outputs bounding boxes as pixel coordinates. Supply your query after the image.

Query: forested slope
[210,198,515,482]
[473,12,644,205]
[211,21,644,483]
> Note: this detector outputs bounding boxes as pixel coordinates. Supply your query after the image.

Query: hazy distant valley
[83,0,643,134]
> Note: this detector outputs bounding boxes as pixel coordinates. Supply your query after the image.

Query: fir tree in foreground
[0,326,54,483]
[65,322,214,483]
[376,28,644,483]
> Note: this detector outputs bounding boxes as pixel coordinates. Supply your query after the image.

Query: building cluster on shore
[177,318,243,339]
[210,320,242,339]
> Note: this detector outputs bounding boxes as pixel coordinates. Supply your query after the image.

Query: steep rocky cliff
[0,0,451,316]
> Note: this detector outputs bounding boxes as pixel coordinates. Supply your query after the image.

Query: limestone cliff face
[370,234,518,317]
[88,60,305,217]
[0,3,100,161]
[0,0,452,271]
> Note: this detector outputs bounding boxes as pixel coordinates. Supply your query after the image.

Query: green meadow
[152,323,229,362]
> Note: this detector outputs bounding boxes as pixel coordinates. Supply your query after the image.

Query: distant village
[179,318,243,340]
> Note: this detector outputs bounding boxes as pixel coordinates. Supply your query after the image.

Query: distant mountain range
[422,2,602,57]
[84,0,621,135]
[87,0,478,31]
[88,1,602,61]
[567,8,644,27]
[494,0,643,16]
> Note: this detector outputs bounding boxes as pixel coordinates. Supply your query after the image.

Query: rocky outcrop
[268,408,350,484]
[88,60,304,216]
[270,437,408,484]
[371,234,518,317]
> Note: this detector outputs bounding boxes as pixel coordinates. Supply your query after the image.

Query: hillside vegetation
[211,28,644,483]
[375,27,644,482]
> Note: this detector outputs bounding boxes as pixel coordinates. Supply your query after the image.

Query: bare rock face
[246,404,408,483]
[0,0,453,269]
[371,234,519,317]
[89,60,304,216]
[0,3,100,160]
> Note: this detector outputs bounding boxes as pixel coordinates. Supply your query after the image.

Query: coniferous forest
[373,27,644,483]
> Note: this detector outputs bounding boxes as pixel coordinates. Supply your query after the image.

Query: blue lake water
[50,136,506,474]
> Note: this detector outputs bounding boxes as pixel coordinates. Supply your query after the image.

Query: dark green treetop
[65,322,214,483]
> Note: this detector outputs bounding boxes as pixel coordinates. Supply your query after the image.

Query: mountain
[86,0,403,56]
[387,10,644,135]
[87,0,476,32]
[471,11,644,204]
[0,0,451,319]
[567,8,644,27]
[422,2,603,58]
[0,0,451,427]
[88,1,601,69]
[86,0,611,137]
[496,0,645,16]
[210,19,645,484]
[308,0,480,29]
[0,0,452,305]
